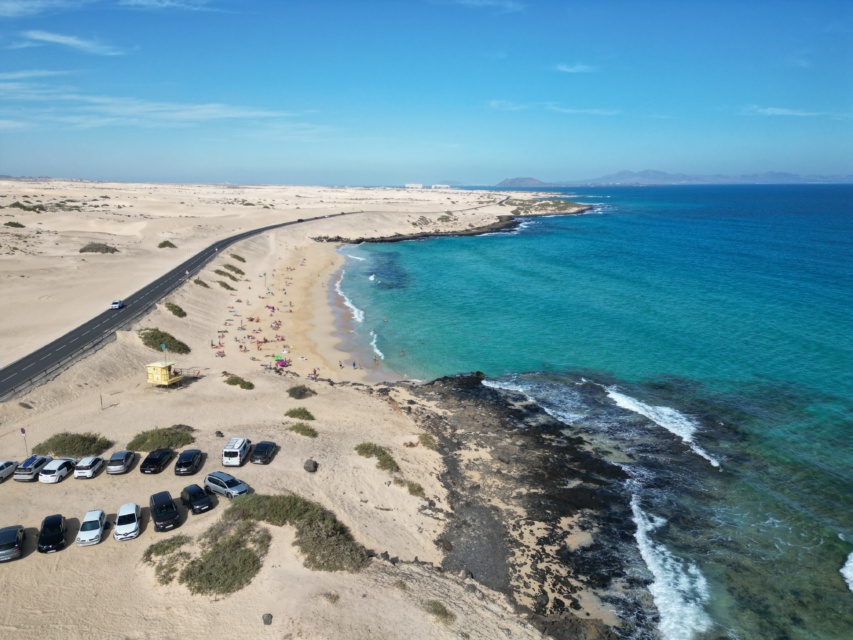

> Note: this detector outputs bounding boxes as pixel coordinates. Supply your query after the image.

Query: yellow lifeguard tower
[146,361,183,388]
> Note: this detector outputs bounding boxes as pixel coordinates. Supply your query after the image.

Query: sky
[0,0,851,185]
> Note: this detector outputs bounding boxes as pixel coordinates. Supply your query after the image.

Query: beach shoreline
[0,178,622,639]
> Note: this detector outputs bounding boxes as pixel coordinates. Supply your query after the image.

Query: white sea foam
[631,495,713,639]
[343,253,366,261]
[369,331,384,359]
[483,378,586,423]
[334,270,364,323]
[842,551,853,594]
[606,387,720,468]
[368,274,375,281]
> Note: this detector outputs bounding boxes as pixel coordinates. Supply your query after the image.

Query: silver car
[14,455,53,482]
[0,525,25,562]
[106,450,134,474]
[203,471,249,499]
[77,510,108,546]
[0,460,18,483]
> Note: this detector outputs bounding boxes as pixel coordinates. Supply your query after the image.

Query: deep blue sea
[335,185,853,639]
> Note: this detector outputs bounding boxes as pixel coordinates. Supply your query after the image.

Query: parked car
[174,449,203,476]
[0,460,18,483]
[180,484,214,515]
[140,449,174,474]
[221,437,251,467]
[14,455,53,482]
[150,491,181,532]
[250,441,278,465]
[74,456,104,479]
[106,450,134,474]
[38,458,76,484]
[76,509,108,546]
[37,514,67,553]
[113,503,141,541]
[0,525,25,562]
[110,299,123,309]
[203,471,249,499]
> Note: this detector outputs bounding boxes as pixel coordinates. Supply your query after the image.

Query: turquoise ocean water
[335,185,853,639]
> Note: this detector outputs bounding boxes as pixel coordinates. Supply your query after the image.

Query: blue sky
[0,0,850,185]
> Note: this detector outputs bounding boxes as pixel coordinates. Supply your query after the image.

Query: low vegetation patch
[423,600,456,625]
[393,478,425,498]
[224,494,368,572]
[287,385,316,400]
[355,442,400,473]
[217,280,236,291]
[143,535,191,585]
[418,433,437,451]
[285,407,314,420]
[32,432,113,457]
[164,302,186,318]
[224,375,254,390]
[214,269,239,282]
[287,422,317,438]
[127,424,195,451]
[138,328,191,354]
[10,201,45,212]
[223,263,244,276]
[230,253,245,263]
[193,278,209,288]
[158,240,177,248]
[80,242,118,254]
[179,520,271,595]
[3,220,24,228]
[322,592,340,604]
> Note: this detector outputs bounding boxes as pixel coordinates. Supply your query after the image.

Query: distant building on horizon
[431,184,451,189]
[404,183,423,189]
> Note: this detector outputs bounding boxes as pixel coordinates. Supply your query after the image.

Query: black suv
[140,449,174,474]
[180,484,214,515]
[250,441,278,465]
[150,491,181,531]
[174,449,203,476]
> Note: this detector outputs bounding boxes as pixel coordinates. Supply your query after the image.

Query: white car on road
[38,458,76,484]
[110,300,124,309]
[74,456,104,479]
[114,503,141,541]
[76,510,108,546]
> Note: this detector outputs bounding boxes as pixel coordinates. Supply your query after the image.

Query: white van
[221,438,251,467]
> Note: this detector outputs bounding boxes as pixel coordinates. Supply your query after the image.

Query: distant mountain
[496,171,853,187]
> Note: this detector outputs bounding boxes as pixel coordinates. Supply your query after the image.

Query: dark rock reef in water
[386,372,658,639]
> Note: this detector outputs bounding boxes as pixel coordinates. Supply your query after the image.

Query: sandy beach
[0,179,611,640]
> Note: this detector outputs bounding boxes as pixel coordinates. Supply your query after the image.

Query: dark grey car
[0,525,25,562]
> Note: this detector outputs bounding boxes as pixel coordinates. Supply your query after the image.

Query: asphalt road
[0,211,352,401]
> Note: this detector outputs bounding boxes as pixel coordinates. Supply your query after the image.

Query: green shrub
[217,280,236,291]
[32,432,113,457]
[285,407,314,420]
[158,240,177,248]
[230,253,245,263]
[224,375,254,390]
[164,302,186,318]
[193,278,209,288]
[214,269,239,282]
[418,434,437,451]
[179,520,270,595]
[322,592,340,604]
[3,221,24,228]
[138,328,191,354]
[224,494,368,572]
[10,201,45,212]
[287,385,316,400]
[223,263,244,276]
[127,424,195,451]
[355,442,400,473]
[143,535,192,585]
[80,242,118,254]
[143,535,191,563]
[288,422,317,438]
[405,481,425,498]
[394,579,408,590]
[423,600,456,624]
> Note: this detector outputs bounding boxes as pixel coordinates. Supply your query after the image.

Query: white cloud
[745,105,822,117]
[118,0,219,10]
[452,0,525,13]
[0,117,27,129]
[556,63,596,74]
[490,99,617,116]
[21,30,124,55]
[0,0,92,18]
[545,104,618,116]
[0,69,71,80]
[488,99,527,111]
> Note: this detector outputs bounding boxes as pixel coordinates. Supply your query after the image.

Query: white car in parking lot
[74,456,104,479]
[113,503,141,541]
[0,460,18,483]
[76,510,108,546]
[38,458,77,484]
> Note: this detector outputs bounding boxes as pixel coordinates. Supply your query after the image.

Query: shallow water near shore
[336,185,853,639]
